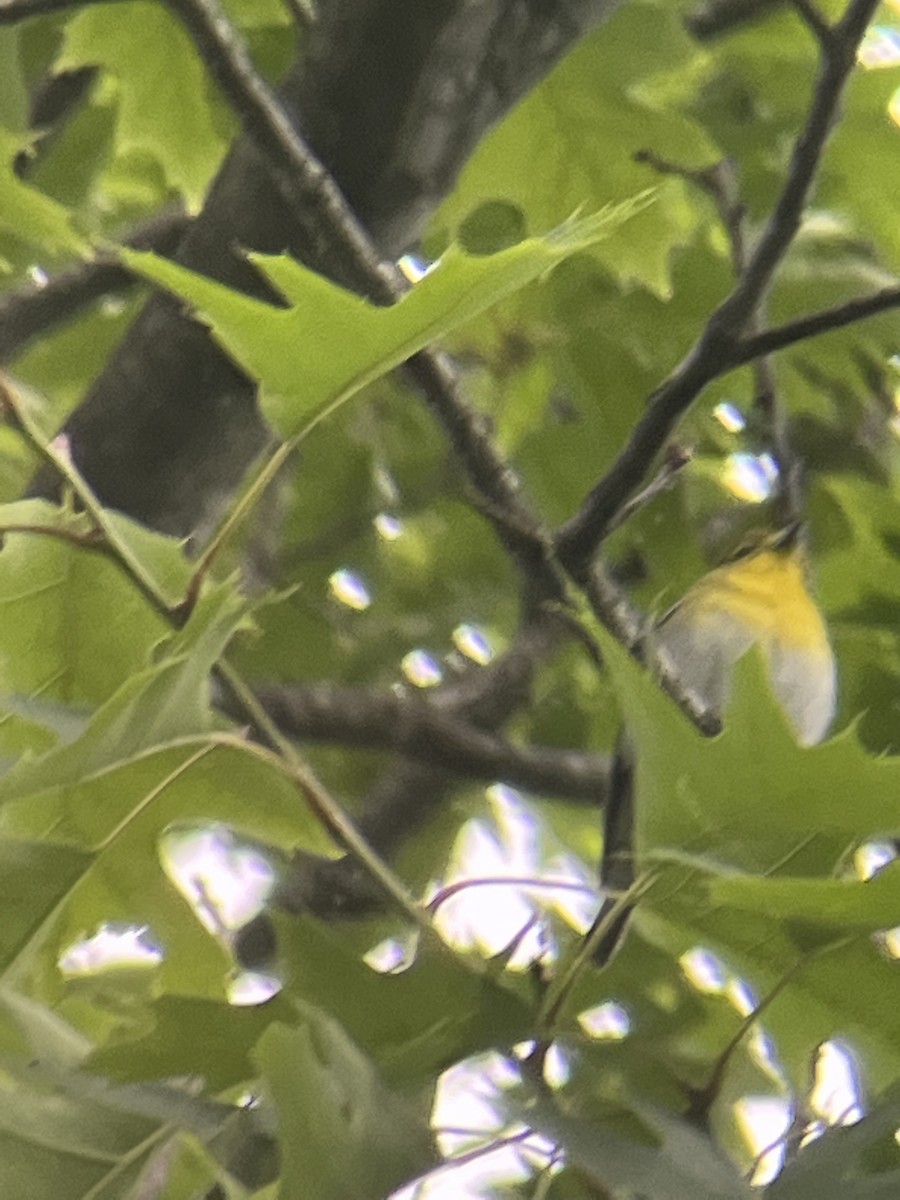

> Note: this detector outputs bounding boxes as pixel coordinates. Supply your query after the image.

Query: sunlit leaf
[122,195,655,440]
[255,1009,435,1200]
[56,1,230,210]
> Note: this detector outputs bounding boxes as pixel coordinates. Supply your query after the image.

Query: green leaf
[276,917,532,1086]
[0,744,334,1008]
[122,195,655,440]
[435,2,719,295]
[0,500,189,715]
[89,993,294,1089]
[0,579,246,805]
[0,29,29,135]
[0,130,90,257]
[708,861,900,930]
[601,635,900,870]
[0,577,340,1005]
[0,1052,236,1200]
[513,1091,754,1200]
[587,629,900,1093]
[56,1,230,210]
[769,1089,900,1200]
[0,985,92,1067]
[255,1009,436,1200]
[0,1059,166,1199]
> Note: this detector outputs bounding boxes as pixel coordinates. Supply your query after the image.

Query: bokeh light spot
[578,1000,631,1041]
[160,825,275,935]
[452,623,494,665]
[402,648,443,687]
[680,946,727,993]
[712,401,746,433]
[858,25,900,69]
[329,568,372,611]
[227,970,281,1006]
[721,451,779,502]
[374,512,404,541]
[397,252,435,283]
[59,923,164,976]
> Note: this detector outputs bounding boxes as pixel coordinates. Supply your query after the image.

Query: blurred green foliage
[3,1,900,1196]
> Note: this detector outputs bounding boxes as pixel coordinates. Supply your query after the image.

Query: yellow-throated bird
[652,520,836,747]
[590,521,836,967]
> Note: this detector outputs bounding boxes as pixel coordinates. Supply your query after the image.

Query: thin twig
[685,934,856,1127]
[0,208,189,362]
[426,875,596,916]
[162,0,395,296]
[0,372,185,617]
[634,151,802,518]
[0,521,104,549]
[634,152,748,274]
[2,368,446,943]
[735,285,900,363]
[180,438,291,618]
[215,664,449,947]
[271,617,581,918]
[698,159,800,519]
[790,0,832,46]
[555,0,879,575]
[603,441,691,536]
[721,0,874,321]
[538,871,660,1034]
[139,0,618,932]
[579,564,645,656]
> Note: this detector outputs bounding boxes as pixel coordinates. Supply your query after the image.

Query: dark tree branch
[790,0,832,46]
[22,0,619,621]
[718,2,870,321]
[163,0,397,298]
[243,682,608,802]
[0,209,190,362]
[161,0,573,600]
[637,152,800,520]
[13,0,630,934]
[589,735,635,969]
[270,615,586,919]
[26,0,621,544]
[0,0,116,20]
[555,0,878,577]
[734,286,900,364]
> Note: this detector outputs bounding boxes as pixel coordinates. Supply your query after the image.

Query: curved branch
[246,681,609,802]
[0,209,189,362]
[163,0,396,298]
[160,0,575,598]
[734,286,900,365]
[267,615,602,919]
[555,0,879,576]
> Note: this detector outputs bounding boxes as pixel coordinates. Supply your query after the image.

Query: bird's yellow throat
[681,545,831,654]
[653,534,836,746]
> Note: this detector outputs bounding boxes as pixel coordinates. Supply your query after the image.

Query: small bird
[651,520,836,748]
[591,520,836,967]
